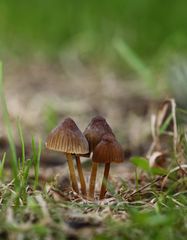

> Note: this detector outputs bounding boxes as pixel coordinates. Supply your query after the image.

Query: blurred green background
[1,0,187,64]
[1,0,187,108]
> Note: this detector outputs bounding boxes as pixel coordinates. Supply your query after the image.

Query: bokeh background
[1,0,187,156]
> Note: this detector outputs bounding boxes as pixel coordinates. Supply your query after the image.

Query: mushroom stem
[75,155,87,196]
[88,162,98,199]
[66,153,79,193]
[99,162,110,200]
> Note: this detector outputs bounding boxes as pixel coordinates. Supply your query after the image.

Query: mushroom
[83,116,115,154]
[75,154,87,196]
[46,117,89,194]
[91,134,124,200]
[83,116,115,199]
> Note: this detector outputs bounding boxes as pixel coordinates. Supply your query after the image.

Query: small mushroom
[83,116,115,199]
[91,134,124,200]
[83,115,115,154]
[75,154,87,196]
[46,117,89,194]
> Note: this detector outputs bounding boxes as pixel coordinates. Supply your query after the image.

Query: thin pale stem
[75,155,87,196]
[66,153,79,193]
[88,162,98,200]
[100,163,110,200]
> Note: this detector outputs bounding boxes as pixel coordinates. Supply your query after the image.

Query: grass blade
[0,152,6,180]
[114,38,157,92]
[32,137,42,190]
[17,118,25,171]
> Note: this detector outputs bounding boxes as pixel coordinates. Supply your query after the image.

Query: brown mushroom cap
[92,134,124,163]
[46,117,89,154]
[83,116,115,153]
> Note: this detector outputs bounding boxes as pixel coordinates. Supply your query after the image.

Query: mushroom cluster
[45,116,124,200]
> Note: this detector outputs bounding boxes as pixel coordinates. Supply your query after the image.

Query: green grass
[0,62,187,239]
[0,62,19,188]
[0,62,41,198]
